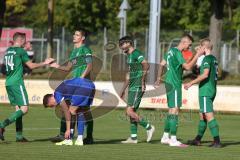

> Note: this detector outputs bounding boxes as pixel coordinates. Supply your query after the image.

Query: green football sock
[208,119,219,138]
[1,110,24,128]
[16,116,23,139]
[196,120,207,140]
[60,117,66,136]
[86,111,94,139]
[70,114,76,139]
[86,119,94,139]
[169,114,178,135]
[164,114,170,133]
[130,119,138,140]
[139,118,151,130]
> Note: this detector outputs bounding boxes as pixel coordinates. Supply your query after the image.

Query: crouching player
[43,78,95,146]
[184,38,222,148]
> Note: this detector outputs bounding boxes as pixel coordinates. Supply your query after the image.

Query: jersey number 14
[4,55,15,71]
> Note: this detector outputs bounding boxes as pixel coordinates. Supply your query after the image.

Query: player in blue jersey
[43,78,95,146]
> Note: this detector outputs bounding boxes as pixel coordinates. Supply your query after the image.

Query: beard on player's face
[123,48,130,53]
[120,43,131,54]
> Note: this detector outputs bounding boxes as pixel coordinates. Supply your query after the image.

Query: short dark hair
[43,94,53,108]
[200,38,213,50]
[76,28,88,39]
[13,32,26,41]
[119,36,134,47]
[182,34,194,42]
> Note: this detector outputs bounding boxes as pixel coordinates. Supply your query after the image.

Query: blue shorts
[54,78,95,107]
[71,87,95,107]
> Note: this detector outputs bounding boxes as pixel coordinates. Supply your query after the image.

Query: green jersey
[69,44,92,79]
[4,47,30,86]
[199,55,218,97]
[164,47,186,88]
[127,49,145,88]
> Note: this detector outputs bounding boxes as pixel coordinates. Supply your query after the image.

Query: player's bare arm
[120,72,130,99]
[182,47,204,70]
[154,59,166,88]
[81,62,92,78]
[50,61,73,72]
[25,58,55,69]
[59,100,71,139]
[184,68,210,90]
[141,60,149,92]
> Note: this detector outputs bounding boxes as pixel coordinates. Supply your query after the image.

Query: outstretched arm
[182,47,204,71]
[184,68,209,90]
[25,58,55,69]
[50,61,73,72]
[154,59,166,88]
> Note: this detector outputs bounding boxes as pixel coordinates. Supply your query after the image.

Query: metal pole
[237,30,240,74]
[56,39,60,64]
[120,18,124,38]
[61,27,65,61]
[123,11,127,36]
[134,39,137,48]
[119,18,124,70]
[222,43,227,71]
[40,33,44,62]
[103,27,107,71]
[148,0,161,83]
[145,28,148,57]
[47,0,54,58]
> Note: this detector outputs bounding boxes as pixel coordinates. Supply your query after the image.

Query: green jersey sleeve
[135,51,144,63]
[176,50,186,65]
[83,47,92,64]
[163,53,167,61]
[202,57,211,69]
[69,49,74,59]
[83,47,92,56]
[21,49,30,63]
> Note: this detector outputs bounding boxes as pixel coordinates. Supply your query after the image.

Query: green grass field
[0,104,240,160]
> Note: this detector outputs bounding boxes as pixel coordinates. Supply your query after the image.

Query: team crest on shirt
[71,58,77,65]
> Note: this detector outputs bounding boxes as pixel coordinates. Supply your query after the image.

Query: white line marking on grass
[7,128,59,131]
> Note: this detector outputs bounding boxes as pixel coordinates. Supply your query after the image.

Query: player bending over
[43,78,95,146]
[50,29,94,144]
[184,38,222,148]
[119,36,155,144]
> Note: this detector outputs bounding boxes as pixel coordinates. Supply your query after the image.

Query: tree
[4,0,29,27]
[209,0,224,61]
[0,0,6,37]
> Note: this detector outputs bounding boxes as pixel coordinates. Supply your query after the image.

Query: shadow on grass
[0,141,12,145]
[220,141,240,147]
[29,137,55,143]
[93,138,124,144]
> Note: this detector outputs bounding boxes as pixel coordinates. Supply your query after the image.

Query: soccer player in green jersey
[184,38,221,148]
[154,34,204,147]
[119,36,155,144]
[0,32,54,141]
[50,29,94,144]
